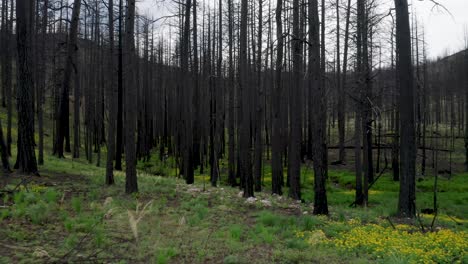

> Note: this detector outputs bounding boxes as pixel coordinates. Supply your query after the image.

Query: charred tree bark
[115,0,124,171]
[288,0,302,200]
[1,0,13,157]
[254,0,264,192]
[124,0,138,193]
[336,0,346,163]
[182,0,194,184]
[37,0,48,164]
[15,0,39,175]
[227,0,237,187]
[54,0,81,158]
[272,0,284,195]
[240,0,253,197]
[395,0,416,217]
[310,0,328,214]
[106,0,117,185]
[465,50,468,171]
[193,0,201,170]
[0,120,10,172]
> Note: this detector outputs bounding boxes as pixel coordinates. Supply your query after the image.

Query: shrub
[327,224,468,263]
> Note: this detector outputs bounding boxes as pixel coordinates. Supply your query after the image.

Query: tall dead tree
[54,0,81,158]
[1,0,12,156]
[272,0,284,195]
[336,0,345,163]
[465,48,468,171]
[106,0,117,185]
[356,0,369,206]
[288,0,302,200]
[240,0,253,197]
[37,0,48,164]
[395,0,416,217]
[0,120,10,171]
[124,0,138,193]
[181,0,194,184]
[115,0,124,171]
[254,0,264,192]
[15,0,39,174]
[310,0,328,215]
[227,0,236,186]
[193,0,201,171]
[390,17,400,181]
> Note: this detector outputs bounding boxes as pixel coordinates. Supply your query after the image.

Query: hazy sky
[138,0,468,59]
[409,0,468,58]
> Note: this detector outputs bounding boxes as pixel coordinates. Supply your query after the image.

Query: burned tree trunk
[182,0,194,184]
[0,120,10,172]
[272,0,284,195]
[288,0,302,200]
[253,0,264,192]
[310,0,328,215]
[227,0,236,187]
[54,0,81,158]
[1,0,13,157]
[106,0,117,185]
[15,0,39,174]
[115,0,124,171]
[240,0,253,197]
[124,0,138,193]
[37,0,48,164]
[336,0,345,163]
[465,49,468,171]
[395,0,416,217]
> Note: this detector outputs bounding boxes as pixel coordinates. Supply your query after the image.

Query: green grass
[0,107,467,263]
[0,144,466,262]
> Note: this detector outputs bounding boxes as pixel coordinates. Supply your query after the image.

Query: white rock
[245,197,257,204]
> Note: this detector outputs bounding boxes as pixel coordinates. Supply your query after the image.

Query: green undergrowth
[0,109,467,262]
[0,150,466,263]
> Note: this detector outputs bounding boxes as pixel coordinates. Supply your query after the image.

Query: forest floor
[0,110,467,263]
[0,151,467,263]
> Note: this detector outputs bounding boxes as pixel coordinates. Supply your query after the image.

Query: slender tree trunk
[227,0,236,186]
[465,50,468,171]
[288,0,302,200]
[254,0,264,192]
[115,0,124,171]
[182,0,194,184]
[421,34,427,176]
[37,0,47,164]
[336,0,345,163]
[354,0,364,205]
[1,0,13,157]
[310,0,328,214]
[73,63,80,158]
[193,0,201,170]
[106,0,117,185]
[124,0,138,193]
[359,0,370,206]
[272,0,284,195]
[0,0,5,109]
[0,120,10,172]
[240,0,253,197]
[54,0,81,158]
